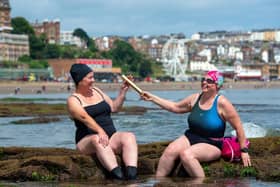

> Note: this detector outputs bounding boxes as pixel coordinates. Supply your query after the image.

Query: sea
[0,88,280,186]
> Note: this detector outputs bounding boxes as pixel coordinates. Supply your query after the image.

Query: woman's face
[201,75,217,92]
[79,72,95,87]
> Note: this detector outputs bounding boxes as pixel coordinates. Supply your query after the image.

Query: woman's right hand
[98,130,109,148]
[141,91,153,101]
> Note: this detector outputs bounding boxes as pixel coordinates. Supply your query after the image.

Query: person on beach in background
[141,70,251,178]
[67,64,138,180]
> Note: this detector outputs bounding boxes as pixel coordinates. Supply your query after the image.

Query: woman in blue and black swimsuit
[141,70,251,178]
[67,64,137,180]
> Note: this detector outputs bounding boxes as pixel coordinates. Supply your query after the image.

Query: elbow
[76,113,87,121]
[169,107,180,113]
[111,105,119,113]
[169,105,183,113]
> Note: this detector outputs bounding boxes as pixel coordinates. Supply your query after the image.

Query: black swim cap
[70,64,92,85]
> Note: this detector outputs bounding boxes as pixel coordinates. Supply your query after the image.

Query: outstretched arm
[141,91,199,113]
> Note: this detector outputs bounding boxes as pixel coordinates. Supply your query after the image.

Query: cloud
[9,0,280,37]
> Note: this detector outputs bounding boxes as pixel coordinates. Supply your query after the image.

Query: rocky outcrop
[0,137,279,182]
[0,103,149,117]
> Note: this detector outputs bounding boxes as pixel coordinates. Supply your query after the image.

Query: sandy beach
[0,80,280,95]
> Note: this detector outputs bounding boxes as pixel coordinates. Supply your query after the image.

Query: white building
[198,48,212,62]
[228,46,241,59]
[274,48,280,63]
[0,32,29,62]
[262,50,269,63]
[191,33,200,40]
[189,57,217,72]
[236,51,243,61]
[234,62,262,80]
[217,44,226,56]
[60,31,84,47]
[276,30,280,42]
[250,31,264,41]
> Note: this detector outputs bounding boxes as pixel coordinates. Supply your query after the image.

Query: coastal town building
[94,36,119,51]
[0,0,12,32]
[48,58,121,82]
[0,0,29,62]
[276,31,280,42]
[0,32,29,62]
[128,36,149,54]
[189,56,217,72]
[60,31,84,47]
[31,19,60,44]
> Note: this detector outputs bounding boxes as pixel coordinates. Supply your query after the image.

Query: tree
[60,45,77,58]
[88,39,98,52]
[11,17,48,59]
[72,28,99,53]
[139,60,152,78]
[44,44,60,59]
[29,35,46,59]
[106,40,153,77]
[73,28,90,47]
[11,17,35,35]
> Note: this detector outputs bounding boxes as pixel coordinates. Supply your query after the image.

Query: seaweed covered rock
[0,137,279,182]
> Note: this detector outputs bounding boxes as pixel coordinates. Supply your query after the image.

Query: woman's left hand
[241,152,251,167]
[121,75,133,92]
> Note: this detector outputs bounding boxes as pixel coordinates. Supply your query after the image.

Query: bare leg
[179,143,221,177]
[110,132,138,167]
[156,136,189,177]
[76,135,119,171]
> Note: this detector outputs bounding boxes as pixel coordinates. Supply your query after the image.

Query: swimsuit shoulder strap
[92,87,105,100]
[71,94,82,105]
[194,93,203,106]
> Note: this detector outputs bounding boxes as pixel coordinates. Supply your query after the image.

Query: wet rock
[0,103,152,117]
[11,117,61,124]
[0,137,279,182]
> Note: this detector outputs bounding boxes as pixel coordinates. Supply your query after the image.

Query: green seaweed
[0,97,64,102]
[202,163,210,177]
[31,172,55,181]
[240,167,257,177]
[223,164,237,177]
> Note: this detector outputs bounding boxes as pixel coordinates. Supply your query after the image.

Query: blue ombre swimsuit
[184,94,226,150]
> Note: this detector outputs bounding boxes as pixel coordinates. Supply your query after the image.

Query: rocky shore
[0,80,280,94]
[0,82,280,185]
[0,137,280,184]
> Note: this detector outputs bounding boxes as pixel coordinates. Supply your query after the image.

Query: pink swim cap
[206,70,224,88]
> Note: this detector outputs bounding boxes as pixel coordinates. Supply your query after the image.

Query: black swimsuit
[72,89,116,144]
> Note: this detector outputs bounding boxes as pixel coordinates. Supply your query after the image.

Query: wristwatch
[240,147,249,153]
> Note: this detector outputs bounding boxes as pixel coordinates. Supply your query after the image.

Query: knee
[163,144,180,158]
[123,132,136,144]
[90,136,100,147]
[179,149,195,163]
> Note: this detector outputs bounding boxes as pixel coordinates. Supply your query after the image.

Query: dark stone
[0,137,279,182]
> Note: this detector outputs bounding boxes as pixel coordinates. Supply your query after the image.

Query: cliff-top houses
[1,0,280,81]
[0,0,29,62]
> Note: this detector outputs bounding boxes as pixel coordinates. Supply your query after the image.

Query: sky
[9,0,280,38]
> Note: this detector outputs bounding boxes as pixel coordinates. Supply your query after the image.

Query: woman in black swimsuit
[67,64,138,180]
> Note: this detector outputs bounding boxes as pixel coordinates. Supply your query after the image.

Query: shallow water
[2,177,280,187]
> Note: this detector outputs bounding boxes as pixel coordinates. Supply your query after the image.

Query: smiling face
[79,71,95,87]
[201,75,218,92]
